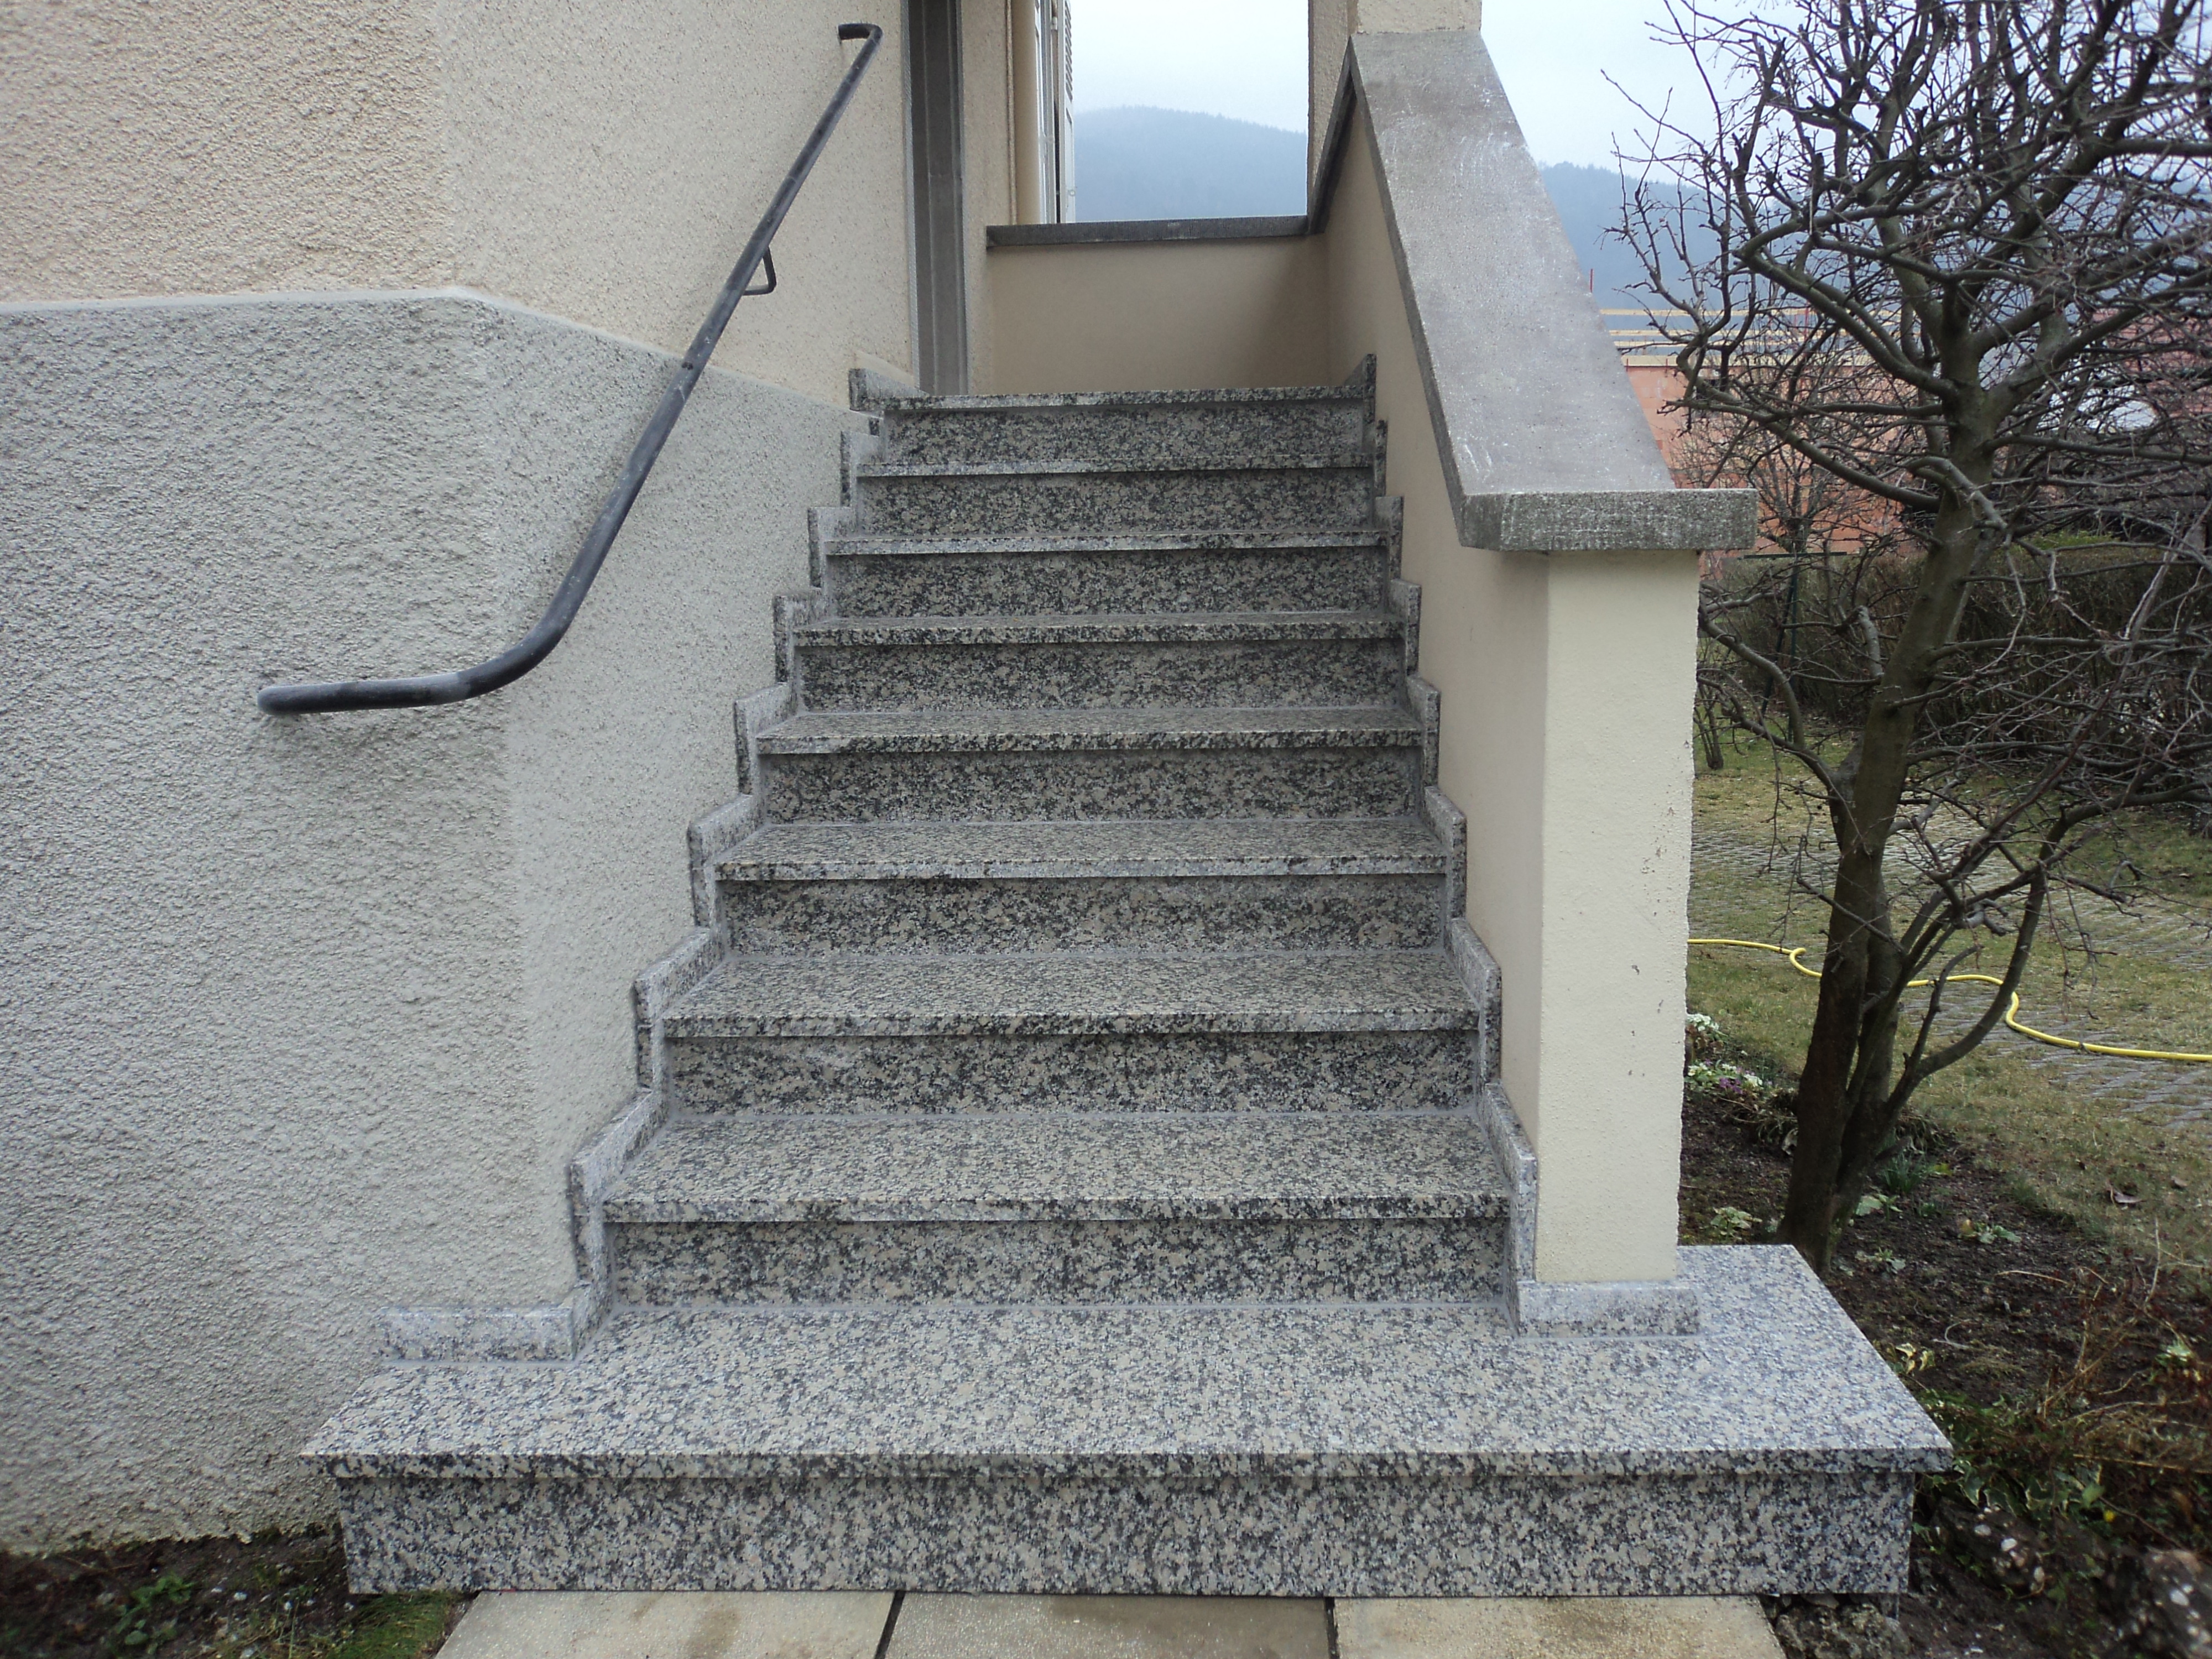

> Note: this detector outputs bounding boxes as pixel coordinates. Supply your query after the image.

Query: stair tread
[606,1112,1506,1223]
[755,706,1422,755]
[719,817,1444,882]
[879,386,1366,411]
[792,610,1400,646]
[859,456,1369,479]
[306,1249,1947,1479]
[822,530,1391,556]
[667,950,1476,1037]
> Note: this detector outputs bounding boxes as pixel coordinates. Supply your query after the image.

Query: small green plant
[1875,1149,1947,1196]
[110,1571,191,1655]
[1855,1246,1906,1274]
[1707,1205,1761,1241]
[1958,1218,2023,1245]
[326,1592,460,1659]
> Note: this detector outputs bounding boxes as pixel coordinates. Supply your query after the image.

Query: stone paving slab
[885,1594,1329,1658]
[1335,1595,1783,1659]
[439,1590,892,1659]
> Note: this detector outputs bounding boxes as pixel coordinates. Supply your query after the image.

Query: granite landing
[311,1250,1945,1595]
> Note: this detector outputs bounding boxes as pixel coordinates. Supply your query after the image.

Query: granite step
[716,818,1447,954]
[790,611,1407,712]
[601,1112,1509,1305]
[853,458,1376,537]
[662,950,1479,1114]
[754,706,1427,822]
[309,1248,1950,1595]
[871,387,1370,468]
[821,531,1394,618]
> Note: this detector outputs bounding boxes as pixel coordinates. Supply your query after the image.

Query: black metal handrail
[259,23,883,714]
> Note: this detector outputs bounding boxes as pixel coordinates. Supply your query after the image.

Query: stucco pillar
[1517,549,1700,1286]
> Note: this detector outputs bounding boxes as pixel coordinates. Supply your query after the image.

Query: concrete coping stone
[987,216,1310,247]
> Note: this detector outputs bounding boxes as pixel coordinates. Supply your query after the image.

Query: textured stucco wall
[1323,117,1688,1285]
[983,236,1331,393]
[0,290,855,1546]
[0,0,914,404]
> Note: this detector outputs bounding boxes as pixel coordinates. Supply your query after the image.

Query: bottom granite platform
[338,1468,1913,1596]
[311,1248,1947,1595]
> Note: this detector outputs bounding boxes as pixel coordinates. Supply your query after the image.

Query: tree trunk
[1778,448,1994,1271]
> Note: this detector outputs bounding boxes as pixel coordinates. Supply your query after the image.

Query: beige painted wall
[1323,117,1690,1284]
[985,235,1332,393]
[0,0,914,404]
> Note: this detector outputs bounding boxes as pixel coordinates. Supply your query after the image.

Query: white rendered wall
[0,291,859,1546]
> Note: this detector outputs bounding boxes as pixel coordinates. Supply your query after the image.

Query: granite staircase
[309,372,1944,1595]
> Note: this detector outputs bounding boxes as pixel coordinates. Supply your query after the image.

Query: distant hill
[1068,108,1694,317]
[1072,107,1306,222]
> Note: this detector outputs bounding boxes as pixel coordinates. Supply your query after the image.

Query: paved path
[1692,827,2212,1127]
[437,1589,1785,1659]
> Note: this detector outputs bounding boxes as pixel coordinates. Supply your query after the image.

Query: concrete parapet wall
[985,229,1333,394]
[0,289,856,1545]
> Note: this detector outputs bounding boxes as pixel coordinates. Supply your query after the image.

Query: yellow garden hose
[1688,937,2212,1064]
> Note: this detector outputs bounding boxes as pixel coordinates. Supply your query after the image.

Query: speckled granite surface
[720,818,1445,881]
[665,951,1476,1038]
[666,1029,1476,1116]
[611,1215,1505,1306]
[312,1250,1944,1593]
[607,1113,1506,1222]
[797,637,1404,712]
[322,380,1932,1595]
[763,746,1423,823]
[796,611,1404,646]
[721,873,1443,955]
[827,544,1391,618]
[857,467,1376,538]
[882,397,1369,468]
[314,1251,1942,1479]
[756,705,1423,754]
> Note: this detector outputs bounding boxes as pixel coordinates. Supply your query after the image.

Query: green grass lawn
[1688,734,2212,1271]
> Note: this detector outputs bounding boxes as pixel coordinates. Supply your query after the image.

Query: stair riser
[335,1469,1916,1595]
[760,747,1422,822]
[608,1216,1503,1305]
[794,637,1405,711]
[826,546,1391,618]
[665,1029,1477,1115]
[719,873,1444,954]
[857,469,1374,536]
[879,402,1369,468]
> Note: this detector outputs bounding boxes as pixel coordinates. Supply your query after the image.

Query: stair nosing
[665,949,1478,1040]
[822,531,1393,556]
[715,818,1445,884]
[754,707,1424,757]
[876,387,1369,411]
[790,609,1401,647]
[604,1112,1508,1225]
[857,456,1372,481]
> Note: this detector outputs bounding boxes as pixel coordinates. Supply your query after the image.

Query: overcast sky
[1068,0,1694,169]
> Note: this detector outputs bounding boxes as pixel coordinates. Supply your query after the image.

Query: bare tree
[1623,0,2212,1271]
